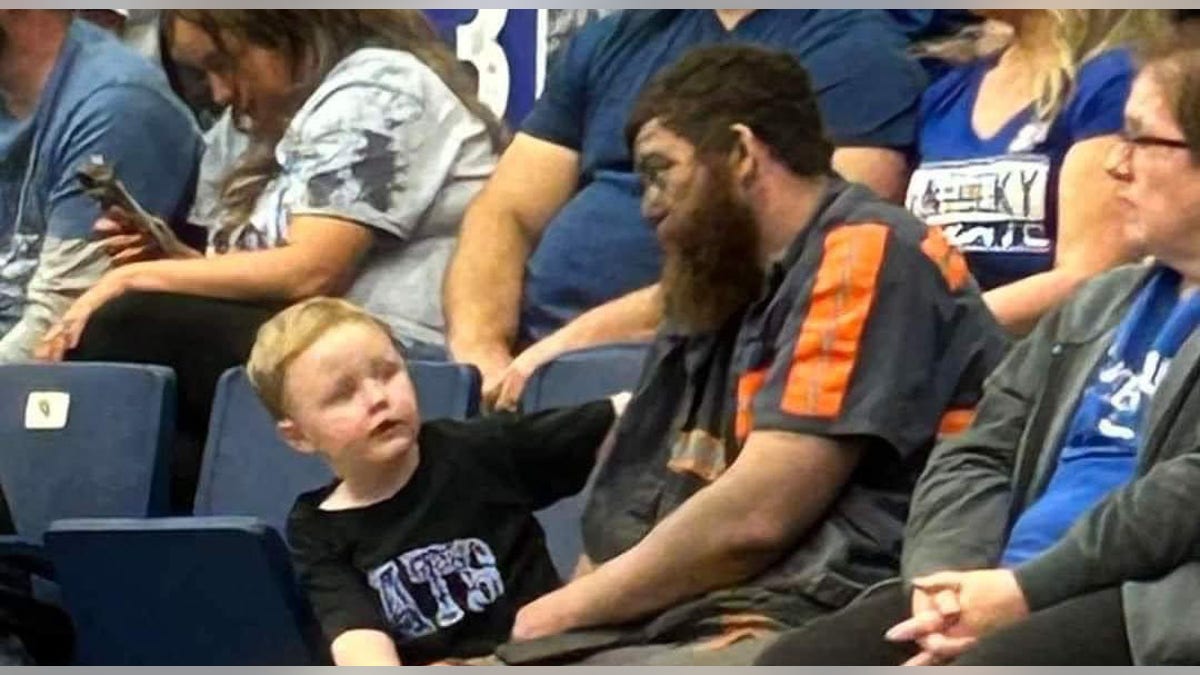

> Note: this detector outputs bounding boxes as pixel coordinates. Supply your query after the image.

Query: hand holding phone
[76,155,190,259]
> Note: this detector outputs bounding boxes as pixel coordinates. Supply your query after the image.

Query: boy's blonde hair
[247,297,396,420]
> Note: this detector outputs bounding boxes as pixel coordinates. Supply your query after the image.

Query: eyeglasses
[1117,128,1191,151]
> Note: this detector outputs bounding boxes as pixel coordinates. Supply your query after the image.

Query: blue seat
[0,363,174,541]
[520,343,649,412]
[521,343,650,579]
[43,361,481,665]
[195,362,480,535]
[46,517,326,665]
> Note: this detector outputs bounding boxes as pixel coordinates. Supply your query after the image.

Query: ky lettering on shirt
[1003,267,1200,565]
[906,49,1133,291]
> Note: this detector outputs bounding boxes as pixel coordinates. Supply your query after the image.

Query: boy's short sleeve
[490,401,615,509]
[287,506,389,641]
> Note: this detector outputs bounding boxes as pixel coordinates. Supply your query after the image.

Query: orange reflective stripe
[782,223,889,419]
[938,408,976,437]
[735,369,767,443]
[920,226,970,292]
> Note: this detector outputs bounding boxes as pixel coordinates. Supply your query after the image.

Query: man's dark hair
[626,44,833,177]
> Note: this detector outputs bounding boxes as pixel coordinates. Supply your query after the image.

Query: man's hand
[491,335,566,411]
[511,585,587,642]
[450,342,513,410]
[34,268,131,361]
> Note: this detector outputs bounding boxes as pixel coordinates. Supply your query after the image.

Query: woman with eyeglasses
[759,24,1200,665]
[906,10,1169,334]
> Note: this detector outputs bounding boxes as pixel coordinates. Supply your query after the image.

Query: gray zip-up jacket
[903,262,1200,665]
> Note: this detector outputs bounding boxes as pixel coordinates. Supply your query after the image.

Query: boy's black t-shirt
[286,401,615,665]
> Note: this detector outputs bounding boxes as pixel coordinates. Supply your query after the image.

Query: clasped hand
[885,569,1029,666]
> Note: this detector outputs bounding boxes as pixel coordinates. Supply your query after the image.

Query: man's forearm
[563,479,786,627]
[548,284,661,352]
[0,236,109,362]
[444,205,534,361]
[556,432,860,629]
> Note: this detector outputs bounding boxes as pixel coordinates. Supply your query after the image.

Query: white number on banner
[456,10,511,118]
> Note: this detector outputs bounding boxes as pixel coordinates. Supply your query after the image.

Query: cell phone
[75,155,178,250]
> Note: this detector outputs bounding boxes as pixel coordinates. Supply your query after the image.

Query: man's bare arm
[512,430,862,638]
[832,147,910,204]
[443,133,581,383]
[492,285,660,409]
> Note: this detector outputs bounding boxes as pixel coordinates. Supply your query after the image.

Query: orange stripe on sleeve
[735,369,767,443]
[920,226,970,292]
[938,408,976,438]
[782,223,889,419]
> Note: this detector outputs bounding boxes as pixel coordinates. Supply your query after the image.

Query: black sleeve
[286,505,389,642]
[1014,451,1200,611]
[492,400,615,510]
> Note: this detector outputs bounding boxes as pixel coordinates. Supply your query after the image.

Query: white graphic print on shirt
[366,538,506,641]
[1094,350,1170,442]
[906,154,1051,255]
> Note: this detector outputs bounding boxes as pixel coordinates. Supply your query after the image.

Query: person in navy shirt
[444,9,927,409]
[906,10,1168,334]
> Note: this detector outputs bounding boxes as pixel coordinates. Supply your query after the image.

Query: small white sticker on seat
[25,392,69,430]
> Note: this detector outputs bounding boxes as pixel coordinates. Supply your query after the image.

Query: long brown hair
[164,10,507,238]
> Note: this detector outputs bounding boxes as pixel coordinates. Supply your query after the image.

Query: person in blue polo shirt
[444,9,927,409]
[0,10,200,361]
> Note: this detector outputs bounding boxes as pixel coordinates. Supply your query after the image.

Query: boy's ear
[277,418,317,454]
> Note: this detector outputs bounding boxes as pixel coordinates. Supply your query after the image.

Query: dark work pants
[756,582,1131,666]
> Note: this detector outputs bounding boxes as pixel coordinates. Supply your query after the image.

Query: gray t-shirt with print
[217,48,496,347]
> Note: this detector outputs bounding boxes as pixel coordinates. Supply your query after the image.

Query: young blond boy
[247,297,624,666]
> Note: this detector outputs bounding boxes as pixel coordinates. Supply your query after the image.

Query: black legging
[756,581,1131,666]
[68,291,280,512]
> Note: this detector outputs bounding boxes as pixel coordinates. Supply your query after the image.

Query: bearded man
[500,44,1008,665]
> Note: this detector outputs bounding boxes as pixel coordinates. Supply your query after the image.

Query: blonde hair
[247,297,396,420]
[917,10,1171,122]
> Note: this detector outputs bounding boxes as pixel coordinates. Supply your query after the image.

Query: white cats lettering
[367,538,505,641]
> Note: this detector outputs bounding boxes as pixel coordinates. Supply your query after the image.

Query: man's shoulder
[65,20,172,98]
[807,181,930,257]
[55,23,191,133]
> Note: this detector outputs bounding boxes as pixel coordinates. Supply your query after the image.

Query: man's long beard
[660,167,764,334]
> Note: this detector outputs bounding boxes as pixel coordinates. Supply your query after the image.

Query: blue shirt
[905,49,1132,291]
[518,10,926,343]
[1002,267,1200,565]
[0,20,200,338]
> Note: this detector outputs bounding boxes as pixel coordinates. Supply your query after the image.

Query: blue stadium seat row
[0,343,648,664]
